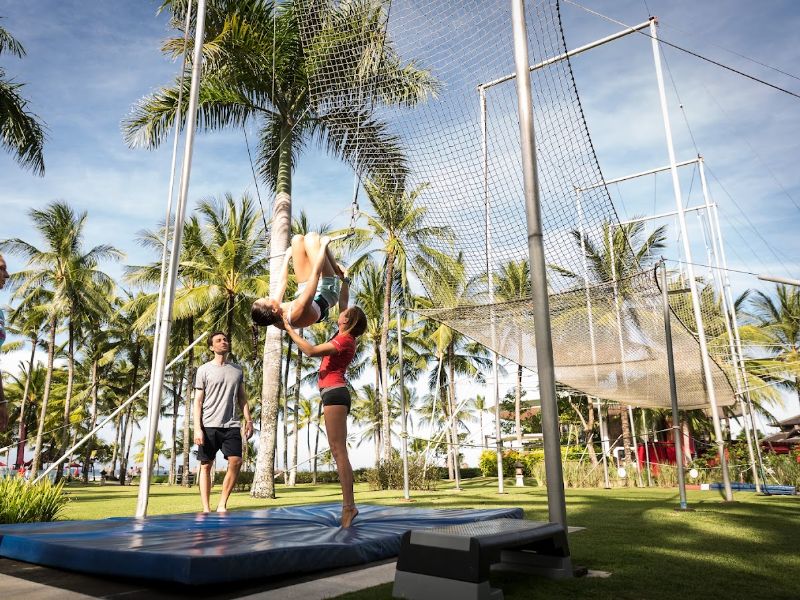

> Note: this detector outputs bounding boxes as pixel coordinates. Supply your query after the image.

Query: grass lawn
[58,478,799,599]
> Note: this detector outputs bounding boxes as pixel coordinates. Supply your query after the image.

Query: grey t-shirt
[194,361,244,428]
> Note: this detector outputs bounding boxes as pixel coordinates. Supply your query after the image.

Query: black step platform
[393,519,572,600]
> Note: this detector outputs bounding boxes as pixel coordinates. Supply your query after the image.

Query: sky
[0,0,798,472]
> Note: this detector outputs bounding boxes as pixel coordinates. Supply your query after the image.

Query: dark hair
[208,331,228,346]
[341,306,368,337]
[251,301,280,327]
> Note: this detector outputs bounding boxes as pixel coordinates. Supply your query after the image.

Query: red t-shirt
[318,332,356,389]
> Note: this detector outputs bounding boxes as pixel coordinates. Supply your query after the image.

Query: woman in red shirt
[282,304,368,527]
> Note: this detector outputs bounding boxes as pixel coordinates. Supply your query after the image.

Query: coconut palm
[743,284,800,410]
[123,0,437,497]
[1,202,121,476]
[0,20,45,174]
[349,179,452,462]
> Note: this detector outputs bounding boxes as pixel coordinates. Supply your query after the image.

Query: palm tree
[744,284,800,410]
[124,0,437,498]
[494,259,531,441]
[1,202,121,476]
[0,20,45,174]
[351,384,383,466]
[350,179,452,461]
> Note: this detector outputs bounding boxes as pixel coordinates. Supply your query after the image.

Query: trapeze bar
[617,204,706,226]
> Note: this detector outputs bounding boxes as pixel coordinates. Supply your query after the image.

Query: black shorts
[321,386,351,413]
[198,427,242,462]
[313,294,330,323]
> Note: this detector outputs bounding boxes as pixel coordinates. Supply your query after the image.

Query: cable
[561,0,800,100]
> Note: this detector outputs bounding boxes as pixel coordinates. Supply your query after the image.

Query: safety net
[294,0,735,409]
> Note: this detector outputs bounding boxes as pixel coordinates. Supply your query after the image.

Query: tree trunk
[16,335,36,469]
[82,358,100,484]
[586,399,598,466]
[183,320,194,487]
[312,401,322,484]
[252,126,292,498]
[55,320,76,484]
[31,315,57,477]
[289,337,302,486]
[620,401,633,481]
[119,341,141,486]
[169,367,181,485]
[282,338,292,484]
[448,343,461,487]
[379,250,395,461]
[110,414,121,477]
[515,364,523,441]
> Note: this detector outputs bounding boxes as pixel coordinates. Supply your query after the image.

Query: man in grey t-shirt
[193,331,253,513]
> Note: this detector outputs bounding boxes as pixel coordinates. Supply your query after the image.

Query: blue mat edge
[0,504,525,585]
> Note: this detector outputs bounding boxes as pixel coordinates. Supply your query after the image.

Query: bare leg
[324,404,357,527]
[216,456,242,513]
[199,461,213,513]
[304,232,337,278]
[291,234,312,282]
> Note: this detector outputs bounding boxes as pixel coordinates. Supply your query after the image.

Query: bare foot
[216,507,228,514]
[341,505,359,528]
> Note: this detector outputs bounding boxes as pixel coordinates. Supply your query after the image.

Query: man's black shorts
[198,427,242,462]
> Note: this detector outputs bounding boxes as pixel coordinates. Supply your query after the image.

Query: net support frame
[649,17,733,501]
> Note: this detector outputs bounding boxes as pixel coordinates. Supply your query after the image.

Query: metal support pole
[511,0,568,528]
[397,307,410,501]
[650,17,733,501]
[708,201,768,485]
[136,0,207,518]
[596,399,611,488]
[641,410,653,486]
[661,262,689,510]
[698,159,760,491]
[481,86,505,494]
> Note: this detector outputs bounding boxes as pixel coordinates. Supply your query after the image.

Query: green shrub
[0,477,69,524]
[151,475,169,484]
[366,456,439,491]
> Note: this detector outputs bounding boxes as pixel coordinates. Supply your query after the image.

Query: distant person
[0,254,9,431]
[252,234,349,329]
[193,331,253,513]
[282,305,367,527]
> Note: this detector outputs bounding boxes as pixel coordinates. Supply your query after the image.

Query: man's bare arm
[193,388,205,445]
[238,382,253,439]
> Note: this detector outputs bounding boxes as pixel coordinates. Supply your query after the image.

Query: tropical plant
[123,0,437,498]
[0,19,45,174]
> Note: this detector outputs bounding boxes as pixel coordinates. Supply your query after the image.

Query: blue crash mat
[0,503,523,584]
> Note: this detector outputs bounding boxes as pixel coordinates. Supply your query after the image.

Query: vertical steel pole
[136,0,207,518]
[397,307,410,500]
[698,159,760,491]
[708,200,767,485]
[481,86,505,494]
[662,262,689,510]
[511,0,567,527]
[650,18,733,501]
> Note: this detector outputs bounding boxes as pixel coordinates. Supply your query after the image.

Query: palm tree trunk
[169,368,181,485]
[515,364,523,441]
[183,323,194,487]
[312,401,322,485]
[226,293,234,344]
[282,338,292,484]
[289,340,302,486]
[253,127,293,498]
[379,250,396,462]
[31,315,57,477]
[448,343,461,488]
[81,358,100,483]
[110,415,121,477]
[15,335,36,469]
[55,320,76,484]
[620,401,633,485]
[119,342,140,486]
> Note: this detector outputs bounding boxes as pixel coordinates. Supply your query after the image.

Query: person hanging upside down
[282,303,368,528]
[251,233,349,329]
